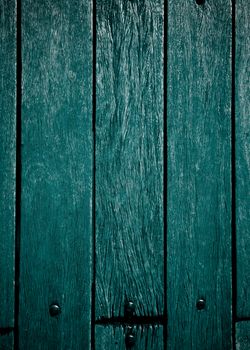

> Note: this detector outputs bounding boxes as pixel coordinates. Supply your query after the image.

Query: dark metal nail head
[196,298,206,310]
[125,333,136,348]
[49,304,61,317]
[125,301,135,316]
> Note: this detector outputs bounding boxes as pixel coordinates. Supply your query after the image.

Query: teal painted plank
[236,321,250,350]
[0,1,16,347]
[167,1,232,348]
[236,0,250,318]
[19,1,93,348]
[0,332,14,350]
[95,325,163,350]
[95,0,164,319]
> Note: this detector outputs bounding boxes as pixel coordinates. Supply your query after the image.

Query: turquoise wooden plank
[236,0,250,318]
[0,333,14,350]
[95,0,164,319]
[95,325,163,350]
[236,321,250,350]
[0,1,16,348]
[19,1,93,348]
[167,1,232,348]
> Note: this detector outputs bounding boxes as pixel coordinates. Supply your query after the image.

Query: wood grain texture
[95,325,163,350]
[236,0,250,318]
[236,321,250,350]
[0,0,16,344]
[95,0,164,320]
[0,332,14,350]
[167,1,232,348]
[19,1,93,348]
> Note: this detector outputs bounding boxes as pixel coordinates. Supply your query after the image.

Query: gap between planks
[95,315,164,326]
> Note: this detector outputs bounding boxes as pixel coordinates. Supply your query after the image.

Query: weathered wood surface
[236,321,250,350]
[0,1,16,348]
[95,325,163,350]
[19,1,93,348]
[167,1,232,348]
[95,0,164,319]
[236,0,250,318]
[0,332,14,350]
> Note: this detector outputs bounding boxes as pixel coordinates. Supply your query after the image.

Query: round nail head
[49,304,61,317]
[125,333,136,348]
[125,301,135,316]
[196,298,206,310]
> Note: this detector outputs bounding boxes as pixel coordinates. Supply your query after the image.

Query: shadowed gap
[91,0,97,349]
[231,0,236,348]
[14,0,22,349]
[96,315,164,326]
[163,0,168,348]
[0,327,14,336]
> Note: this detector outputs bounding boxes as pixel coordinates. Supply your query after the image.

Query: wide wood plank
[95,0,164,319]
[236,321,250,350]
[236,0,250,318]
[0,1,16,347]
[167,1,232,348]
[95,325,163,350]
[19,1,93,348]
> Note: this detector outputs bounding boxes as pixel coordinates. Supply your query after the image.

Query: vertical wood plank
[236,0,250,318]
[167,1,232,348]
[236,321,250,350]
[19,1,93,348]
[0,333,14,350]
[95,325,163,350]
[0,0,16,348]
[95,0,164,319]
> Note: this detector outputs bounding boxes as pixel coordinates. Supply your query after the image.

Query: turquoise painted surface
[18,1,93,348]
[96,325,163,350]
[236,0,250,318]
[0,1,250,349]
[167,1,232,348]
[236,321,250,350]
[0,1,16,349]
[95,0,164,320]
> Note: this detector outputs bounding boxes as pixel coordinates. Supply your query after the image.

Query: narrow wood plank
[236,0,250,318]
[0,1,16,347]
[19,1,93,348]
[95,0,164,320]
[167,1,232,348]
[236,321,250,350]
[95,325,163,350]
